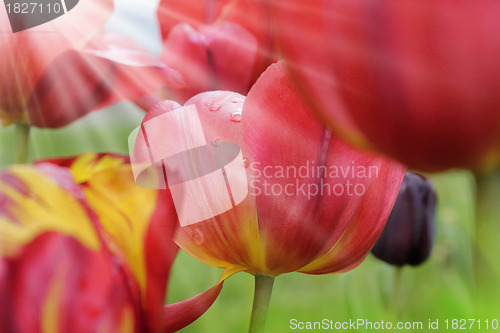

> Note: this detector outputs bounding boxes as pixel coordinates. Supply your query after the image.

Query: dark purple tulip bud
[372,172,437,266]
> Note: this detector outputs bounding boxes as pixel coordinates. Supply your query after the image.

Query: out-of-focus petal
[272,0,500,171]
[0,164,100,256]
[0,164,142,332]
[42,152,180,332]
[27,31,180,128]
[158,0,277,102]
[242,61,406,275]
[160,23,212,102]
[157,0,231,39]
[160,22,257,102]
[371,173,437,267]
[0,0,113,125]
[202,23,258,93]
[164,267,244,333]
[2,233,140,333]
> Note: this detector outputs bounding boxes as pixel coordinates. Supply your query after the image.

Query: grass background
[1,103,499,332]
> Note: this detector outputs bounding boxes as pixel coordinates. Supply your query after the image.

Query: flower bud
[371,173,436,266]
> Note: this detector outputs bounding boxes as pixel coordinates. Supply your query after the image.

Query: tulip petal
[273,0,500,171]
[141,95,265,273]
[0,164,143,332]
[271,1,371,148]
[202,22,258,93]
[242,61,406,275]
[42,153,180,331]
[164,267,244,332]
[297,164,406,274]
[27,31,179,128]
[157,0,231,39]
[0,0,113,125]
[0,165,101,257]
[160,23,213,102]
[2,232,142,333]
[160,21,257,102]
[158,0,277,101]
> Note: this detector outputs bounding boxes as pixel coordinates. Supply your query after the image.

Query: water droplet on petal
[210,104,221,112]
[231,108,243,122]
[192,228,205,245]
[242,158,250,168]
[231,98,245,104]
[206,102,221,112]
[211,137,222,146]
[231,113,242,123]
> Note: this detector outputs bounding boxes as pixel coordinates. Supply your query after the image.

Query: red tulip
[157,0,277,102]
[272,0,500,171]
[0,153,227,332]
[139,61,406,278]
[0,3,175,128]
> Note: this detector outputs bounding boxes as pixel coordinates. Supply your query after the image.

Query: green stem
[391,267,403,320]
[248,274,275,333]
[473,172,500,310]
[14,122,31,164]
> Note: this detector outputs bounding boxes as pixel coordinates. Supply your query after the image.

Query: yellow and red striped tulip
[0,153,223,332]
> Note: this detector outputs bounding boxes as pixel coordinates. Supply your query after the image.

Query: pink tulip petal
[27,31,178,128]
[157,0,230,40]
[201,22,258,93]
[160,23,212,102]
[158,1,276,101]
[142,95,264,272]
[0,0,113,125]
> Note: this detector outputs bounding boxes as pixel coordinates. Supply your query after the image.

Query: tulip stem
[391,267,403,320]
[14,122,31,164]
[248,274,275,333]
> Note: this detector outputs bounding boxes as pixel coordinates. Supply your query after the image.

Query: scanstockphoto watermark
[290,318,424,331]
[248,161,381,199]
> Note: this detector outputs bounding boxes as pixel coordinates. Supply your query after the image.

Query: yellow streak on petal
[0,167,100,258]
[41,269,64,333]
[118,306,135,333]
[220,266,248,281]
[68,153,157,296]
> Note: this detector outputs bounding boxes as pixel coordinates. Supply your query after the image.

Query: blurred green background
[1,104,499,332]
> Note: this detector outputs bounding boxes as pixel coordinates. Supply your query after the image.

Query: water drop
[231,113,242,123]
[192,228,205,245]
[211,137,222,146]
[231,97,245,104]
[209,104,221,112]
[231,108,243,122]
[242,158,250,168]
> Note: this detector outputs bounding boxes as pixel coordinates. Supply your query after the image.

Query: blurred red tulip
[157,0,277,102]
[0,153,226,332]
[272,0,500,171]
[27,31,184,128]
[141,61,406,278]
[0,3,176,128]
